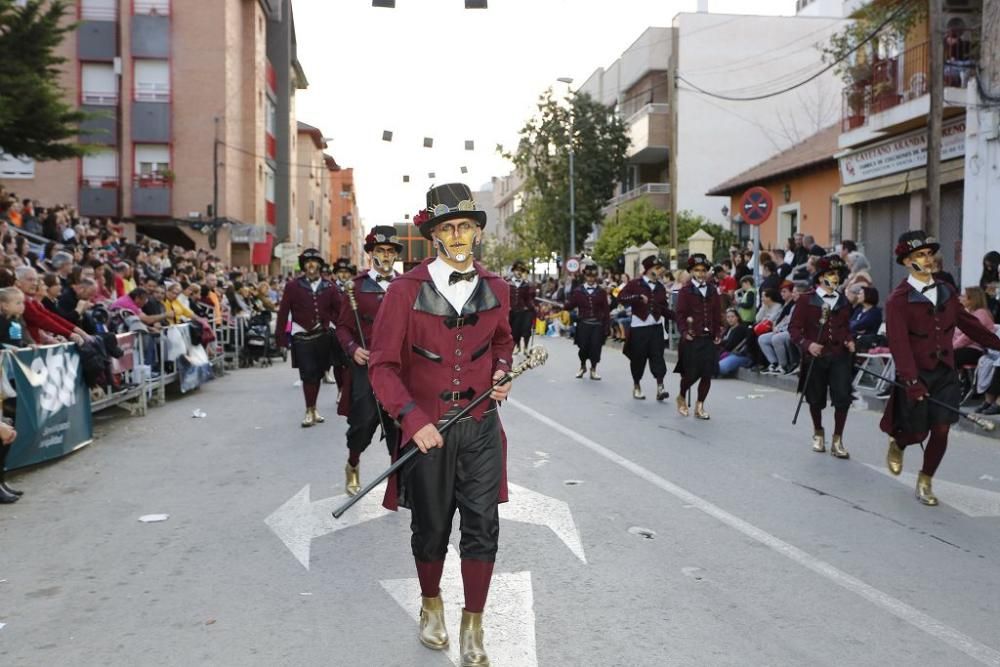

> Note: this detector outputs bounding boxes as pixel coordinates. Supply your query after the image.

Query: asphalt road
[2,337,999,667]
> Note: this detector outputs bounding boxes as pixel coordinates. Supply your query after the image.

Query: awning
[252,232,274,265]
[836,158,964,205]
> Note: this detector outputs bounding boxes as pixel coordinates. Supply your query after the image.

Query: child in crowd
[0,286,33,348]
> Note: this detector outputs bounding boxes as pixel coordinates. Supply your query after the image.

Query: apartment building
[489,170,524,245]
[1,0,307,269]
[328,164,365,269]
[290,121,329,271]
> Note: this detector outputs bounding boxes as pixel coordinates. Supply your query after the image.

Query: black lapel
[359,276,384,294]
[906,284,932,305]
[414,281,458,317]
[461,279,500,316]
[809,292,825,308]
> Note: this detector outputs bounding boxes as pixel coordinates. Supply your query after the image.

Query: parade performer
[674,253,722,419]
[327,257,355,390]
[368,183,513,667]
[336,227,402,497]
[788,254,854,459]
[275,249,341,427]
[880,231,1000,505]
[618,255,671,400]
[508,259,535,354]
[565,259,611,380]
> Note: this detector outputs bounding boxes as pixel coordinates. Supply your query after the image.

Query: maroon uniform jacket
[275,276,341,348]
[675,282,723,340]
[335,272,392,416]
[565,284,611,333]
[369,259,514,511]
[509,280,536,314]
[616,276,672,322]
[788,290,853,358]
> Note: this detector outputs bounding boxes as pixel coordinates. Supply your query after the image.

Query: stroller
[242,312,274,367]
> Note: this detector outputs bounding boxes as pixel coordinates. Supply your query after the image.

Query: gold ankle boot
[811,429,826,452]
[676,394,689,417]
[345,464,361,497]
[301,409,316,428]
[459,609,490,667]
[830,434,849,459]
[418,595,449,650]
[916,472,939,506]
[886,437,903,476]
[575,367,585,379]
[694,401,710,420]
[633,385,645,400]
[589,366,601,381]
[310,407,325,424]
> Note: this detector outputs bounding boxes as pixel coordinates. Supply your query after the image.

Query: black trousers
[346,362,397,456]
[510,310,533,348]
[628,324,666,384]
[402,410,502,562]
[291,331,333,383]
[574,320,605,365]
[803,353,853,410]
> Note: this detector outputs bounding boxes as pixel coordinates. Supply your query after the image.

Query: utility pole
[926,0,944,238]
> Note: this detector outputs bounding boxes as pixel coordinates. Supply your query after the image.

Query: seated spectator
[14,266,87,345]
[163,282,195,324]
[50,251,74,287]
[954,286,995,367]
[718,308,754,376]
[844,251,873,292]
[111,287,168,329]
[986,281,1000,323]
[56,276,97,329]
[759,261,781,291]
[759,284,799,375]
[849,287,883,338]
[735,276,757,325]
[980,250,1000,289]
[0,287,34,348]
[755,287,782,326]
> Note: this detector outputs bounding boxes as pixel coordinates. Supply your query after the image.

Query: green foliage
[507,89,630,258]
[821,0,927,82]
[0,0,88,161]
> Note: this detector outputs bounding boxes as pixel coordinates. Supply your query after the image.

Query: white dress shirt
[631,276,663,328]
[291,277,324,335]
[692,280,708,297]
[368,269,393,291]
[429,258,478,314]
[907,274,937,306]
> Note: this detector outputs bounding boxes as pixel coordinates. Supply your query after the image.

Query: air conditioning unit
[943,0,978,12]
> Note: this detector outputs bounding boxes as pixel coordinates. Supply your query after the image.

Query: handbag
[753,319,773,336]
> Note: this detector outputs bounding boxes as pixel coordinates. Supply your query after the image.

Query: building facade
[290,121,328,270]
[328,164,364,269]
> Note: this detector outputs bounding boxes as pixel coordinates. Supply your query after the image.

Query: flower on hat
[413,209,430,226]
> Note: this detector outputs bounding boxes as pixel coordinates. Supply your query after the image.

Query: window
[134,60,169,102]
[82,63,118,105]
[341,244,350,257]
[81,0,117,21]
[135,144,169,180]
[308,200,315,220]
[265,99,276,135]
[82,149,118,187]
[134,0,169,16]
[265,165,275,202]
[341,214,352,228]
[0,153,34,179]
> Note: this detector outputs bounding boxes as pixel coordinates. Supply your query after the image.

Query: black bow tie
[921,283,938,293]
[449,270,477,285]
[375,275,392,283]
[822,293,838,299]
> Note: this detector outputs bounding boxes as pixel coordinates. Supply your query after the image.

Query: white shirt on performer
[907,274,937,306]
[429,257,478,314]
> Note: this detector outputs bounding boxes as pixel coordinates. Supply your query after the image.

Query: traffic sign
[565,257,580,273]
[740,186,773,226]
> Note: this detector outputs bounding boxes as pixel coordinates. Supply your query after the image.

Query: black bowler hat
[641,256,664,273]
[813,254,849,284]
[418,182,487,240]
[581,259,599,275]
[298,248,326,271]
[511,259,528,272]
[364,225,403,253]
[895,230,940,265]
[687,253,711,271]
[332,257,353,273]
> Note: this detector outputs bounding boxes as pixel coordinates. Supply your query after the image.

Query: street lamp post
[557,77,576,259]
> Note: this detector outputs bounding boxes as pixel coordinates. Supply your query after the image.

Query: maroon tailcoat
[565,284,611,333]
[275,276,341,348]
[675,282,723,340]
[369,259,514,511]
[509,280,536,314]
[617,276,671,322]
[788,290,853,358]
[335,272,392,416]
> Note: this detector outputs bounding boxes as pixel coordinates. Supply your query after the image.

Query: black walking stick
[345,281,389,442]
[332,345,549,519]
[853,364,996,432]
[685,317,694,406]
[792,305,830,425]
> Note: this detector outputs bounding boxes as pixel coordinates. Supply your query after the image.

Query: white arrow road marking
[264,484,392,569]
[863,465,1000,518]
[500,483,587,563]
[381,546,538,667]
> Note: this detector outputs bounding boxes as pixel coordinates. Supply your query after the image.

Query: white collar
[907,274,934,291]
[368,268,394,285]
[429,257,477,282]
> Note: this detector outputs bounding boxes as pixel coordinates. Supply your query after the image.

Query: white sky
[293,0,798,229]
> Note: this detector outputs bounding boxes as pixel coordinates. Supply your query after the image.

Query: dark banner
[3,344,94,470]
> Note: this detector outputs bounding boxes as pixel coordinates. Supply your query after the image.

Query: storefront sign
[839,118,965,185]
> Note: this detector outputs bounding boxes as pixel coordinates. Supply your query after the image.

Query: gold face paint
[906,248,936,278]
[370,245,399,275]
[303,260,322,278]
[821,271,841,290]
[432,217,480,268]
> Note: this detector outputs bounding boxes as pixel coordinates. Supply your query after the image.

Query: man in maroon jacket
[880,231,1000,505]
[565,259,610,380]
[674,253,723,419]
[507,259,535,354]
[335,227,401,497]
[788,254,854,459]
[275,249,341,428]
[617,255,671,400]
[369,183,513,667]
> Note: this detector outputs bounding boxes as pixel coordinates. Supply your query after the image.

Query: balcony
[132,173,171,217]
[840,32,977,145]
[602,182,670,215]
[79,101,118,145]
[132,100,170,142]
[625,103,670,164]
[78,19,117,61]
[79,176,119,217]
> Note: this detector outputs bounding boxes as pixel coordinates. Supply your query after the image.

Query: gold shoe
[345,464,361,497]
[575,367,585,379]
[694,401,710,420]
[310,407,325,424]
[418,595,449,650]
[830,434,849,459]
[676,395,689,417]
[301,409,316,428]
[916,472,939,506]
[811,429,826,453]
[459,609,490,667]
[589,367,601,381]
[886,437,903,476]
[655,384,669,401]
[633,385,645,400]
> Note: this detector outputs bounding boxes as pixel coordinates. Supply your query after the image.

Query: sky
[293,0,799,229]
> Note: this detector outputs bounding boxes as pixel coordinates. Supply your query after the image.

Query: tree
[0,0,87,161]
[508,88,630,259]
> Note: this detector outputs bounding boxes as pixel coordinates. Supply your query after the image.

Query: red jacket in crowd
[23,297,76,342]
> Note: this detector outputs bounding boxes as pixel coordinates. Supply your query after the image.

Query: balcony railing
[82,90,119,106]
[80,175,120,188]
[841,30,978,131]
[135,82,169,103]
[623,102,670,126]
[605,182,670,208]
[134,0,169,16]
[134,172,171,187]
